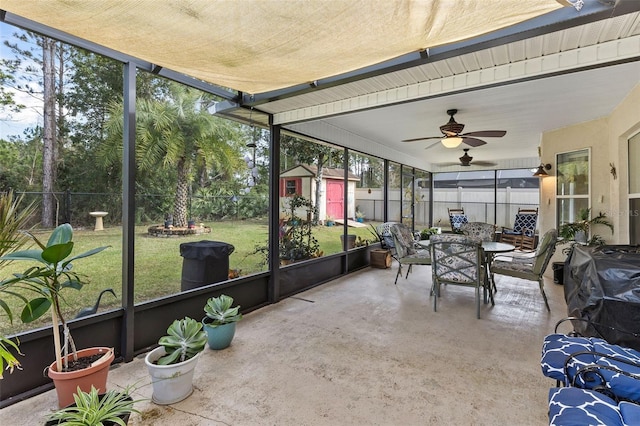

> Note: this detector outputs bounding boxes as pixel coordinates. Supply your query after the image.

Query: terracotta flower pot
[47,347,115,408]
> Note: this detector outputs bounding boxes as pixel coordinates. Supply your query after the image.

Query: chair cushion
[548,387,624,426]
[449,214,468,230]
[430,234,482,284]
[492,257,534,274]
[541,334,640,402]
[461,222,495,242]
[398,249,431,265]
[513,213,538,234]
[541,334,596,383]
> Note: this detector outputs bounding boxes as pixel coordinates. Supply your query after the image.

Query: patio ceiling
[2,0,640,171]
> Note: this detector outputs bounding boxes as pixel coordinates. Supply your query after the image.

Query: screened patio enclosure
[1,0,639,406]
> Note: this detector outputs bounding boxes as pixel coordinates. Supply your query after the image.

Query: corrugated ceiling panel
[444,56,467,75]
[542,33,564,56]
[474,50,496,69]
[260,12,640,116]
[524,37,544,58]
[507,41,526,62]
[459,52,481,72]
[490,44,510,66]
[599,15,627,41]
[631,14,640,36]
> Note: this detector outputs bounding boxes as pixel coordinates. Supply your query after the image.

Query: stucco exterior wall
[540,83,640,256]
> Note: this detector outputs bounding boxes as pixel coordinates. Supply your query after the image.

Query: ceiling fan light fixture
[441,136,463,148]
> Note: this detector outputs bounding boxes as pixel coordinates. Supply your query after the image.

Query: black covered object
[564,245,640,350]
[180,241,235,291]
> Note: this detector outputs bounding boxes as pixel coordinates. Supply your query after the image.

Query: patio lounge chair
[389,223,431,285]
[430,234,484,318]
[375,222,400,263]
[490,228,557,311]
[500,208,538,250]
[448,208,468,232]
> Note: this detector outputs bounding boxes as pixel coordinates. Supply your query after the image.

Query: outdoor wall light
[533,163,552,177]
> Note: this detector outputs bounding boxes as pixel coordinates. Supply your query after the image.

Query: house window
[280,178,302,196]
[556,148,590,227]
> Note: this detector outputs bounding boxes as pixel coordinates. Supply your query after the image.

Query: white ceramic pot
[144,346,202,405]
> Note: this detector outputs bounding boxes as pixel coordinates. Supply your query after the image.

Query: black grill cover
[564,245,640,350]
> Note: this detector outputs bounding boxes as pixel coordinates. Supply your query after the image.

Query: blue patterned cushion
[549,387,626,426]
[542,334,640,403]
[506,213,538,236]
[377,222,398,249]
[449,214,468,231]
[541,334,596,383]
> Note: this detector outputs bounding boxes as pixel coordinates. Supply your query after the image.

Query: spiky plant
[47,386,141,426]
[204,294,242,326]
[156,317,207,365]
[0,190,37,378]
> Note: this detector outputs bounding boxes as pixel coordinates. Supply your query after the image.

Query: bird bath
[89,211,108,231]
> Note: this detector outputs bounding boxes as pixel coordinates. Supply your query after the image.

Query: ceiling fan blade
[401,135,441,142]
[472,161,498,167]
[462,137,487,147]
[461,130,506,138]
[424,141,440,151]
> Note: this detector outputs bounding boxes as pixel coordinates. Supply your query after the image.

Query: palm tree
[101,83,243,226]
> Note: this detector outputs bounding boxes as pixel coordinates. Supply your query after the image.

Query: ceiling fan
[402,109,507,150]
[437,149,497,167]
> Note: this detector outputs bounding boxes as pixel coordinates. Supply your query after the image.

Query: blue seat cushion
[541,334,596,383]
[549,387,625,426]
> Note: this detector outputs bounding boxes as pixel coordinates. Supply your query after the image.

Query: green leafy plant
[204,294,242,326]
[279,195,320,261]
[0,190,36,378]
[558,208,614,245]
[0,224,109,373]
[46,385,141,426]
[419,227,440,240]
[156,317,207,365]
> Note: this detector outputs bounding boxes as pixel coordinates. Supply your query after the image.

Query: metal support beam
[121,63,136,362]
[268,123,281,303]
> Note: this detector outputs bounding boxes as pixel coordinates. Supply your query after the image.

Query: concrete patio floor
[1,264,567,425]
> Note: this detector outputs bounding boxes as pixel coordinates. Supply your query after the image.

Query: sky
[1,22,43,140]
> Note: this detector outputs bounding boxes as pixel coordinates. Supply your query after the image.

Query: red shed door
[326,180,344,219]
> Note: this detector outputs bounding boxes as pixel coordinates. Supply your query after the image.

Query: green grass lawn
[0,220,378,335]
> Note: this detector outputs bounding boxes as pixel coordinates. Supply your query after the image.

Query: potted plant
[558,208,614,249]
[202,294,242,350]
[45,386,140,425]
[355,210,365,223]
[144,317,207,405]
[279,195,320,263]
[419,227,441,240]
[325,215,335,226]
[0,223,110,407]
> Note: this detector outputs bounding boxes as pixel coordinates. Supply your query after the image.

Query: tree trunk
[173,157,190,227]
[313,154,326,224]
[41,38,57,228]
